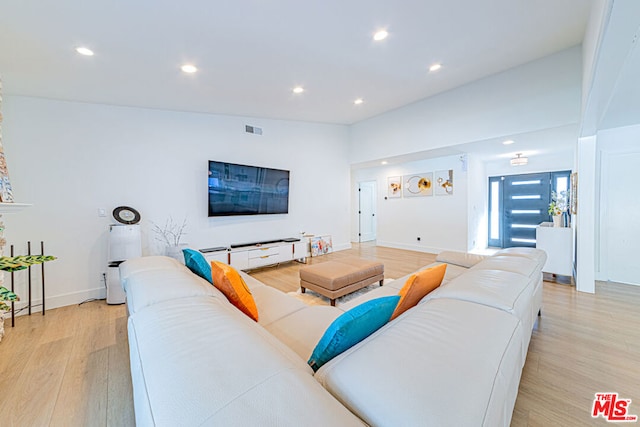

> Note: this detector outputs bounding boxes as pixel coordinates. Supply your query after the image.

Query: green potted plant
[0,286,18,342]
[0,254,56,342]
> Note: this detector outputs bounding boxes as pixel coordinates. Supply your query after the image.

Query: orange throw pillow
[210,261,259,321]
[391,263,447,320]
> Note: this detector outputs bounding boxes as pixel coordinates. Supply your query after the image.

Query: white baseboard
[2,286,107,318]
[332,242,352,252]
[376,240,441,254]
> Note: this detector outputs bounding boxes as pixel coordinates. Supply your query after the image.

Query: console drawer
[248,247,279,259]
[248,253,279,269]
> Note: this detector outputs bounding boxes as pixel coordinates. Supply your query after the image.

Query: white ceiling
[0,0,592,125]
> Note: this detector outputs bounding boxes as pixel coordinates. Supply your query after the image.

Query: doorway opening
[358,181,377,243]
[488,171,570,248]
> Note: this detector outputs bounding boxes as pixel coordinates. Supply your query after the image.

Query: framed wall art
[435,169,454,196]
[403,173,433,197]
[310,235,333,256]
[0,78,14,203]
[387,176,402,198]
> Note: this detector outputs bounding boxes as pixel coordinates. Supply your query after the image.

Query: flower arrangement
[548,190,570,216]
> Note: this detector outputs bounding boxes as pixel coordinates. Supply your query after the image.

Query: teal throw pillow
[308,295,400,372]
[182,248,212,283]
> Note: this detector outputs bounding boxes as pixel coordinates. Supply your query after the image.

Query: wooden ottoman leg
[330,299,336,307]
[301,286,306,293]
[379,279,384,286]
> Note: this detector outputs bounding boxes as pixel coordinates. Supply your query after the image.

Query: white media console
[201,238,309,271]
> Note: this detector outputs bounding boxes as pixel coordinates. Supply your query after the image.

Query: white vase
[552,215,564,227]
[165,244,188,262]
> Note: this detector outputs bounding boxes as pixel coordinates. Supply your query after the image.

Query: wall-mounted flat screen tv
[208,161,290,217]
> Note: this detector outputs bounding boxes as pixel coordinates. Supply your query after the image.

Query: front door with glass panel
[488,171,570,248]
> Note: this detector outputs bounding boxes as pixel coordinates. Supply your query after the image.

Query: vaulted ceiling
[0,0,593,124]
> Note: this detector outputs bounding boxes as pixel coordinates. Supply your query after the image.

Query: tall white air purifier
[107,224,142,304]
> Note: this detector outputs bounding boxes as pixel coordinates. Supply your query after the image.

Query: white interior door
[359,181,377,242]
[605,152,640,285]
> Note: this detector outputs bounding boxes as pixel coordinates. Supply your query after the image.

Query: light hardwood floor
[0,243,638,426]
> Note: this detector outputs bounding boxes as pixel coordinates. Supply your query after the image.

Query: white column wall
[595,124,640,286]
[576,136,597,293]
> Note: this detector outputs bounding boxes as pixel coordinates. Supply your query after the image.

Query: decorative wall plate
[113,206,141,224]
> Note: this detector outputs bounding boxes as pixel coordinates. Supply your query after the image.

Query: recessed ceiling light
[503,140,515,145]
[381,161,388,165]
[75,47,94,56]
[354,98,364,105]
[292,86,304,94]
[429,63,442,72]
[181,64,198,73]
[373,30,388,41]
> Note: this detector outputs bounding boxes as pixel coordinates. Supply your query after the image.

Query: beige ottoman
[299,258,384,306]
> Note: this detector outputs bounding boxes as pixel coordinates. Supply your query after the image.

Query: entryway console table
[535,222,573,277]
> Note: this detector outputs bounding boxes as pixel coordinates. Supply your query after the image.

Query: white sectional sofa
[121,247,546,426]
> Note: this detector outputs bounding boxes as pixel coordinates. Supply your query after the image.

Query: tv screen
[208,161,290,217]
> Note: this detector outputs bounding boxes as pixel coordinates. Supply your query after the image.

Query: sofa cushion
[119,255,184,283]
[471,255,540,278]
[182,248,212,282]
[423,268,534,365]
[211,261,259,321]
[265,306,343,361]
[315,298,524,427]
[252,285,307,327]
[436,250,488,268]
[308,296,400,372]
[336,285,400,312]
[239,270,267,291]
[128,296,365,427]
[388,262,467,291]
[494,247,547,269]
[391,263,446,320]
[122,267,225,315]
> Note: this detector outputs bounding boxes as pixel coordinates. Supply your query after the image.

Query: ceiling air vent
[245,125,263,135]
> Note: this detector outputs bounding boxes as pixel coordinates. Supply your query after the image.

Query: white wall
[2,96,351,309]
[466,154,487,252]
[351,154,467,253]
[595,124,640,285]
[349,46,582,165]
